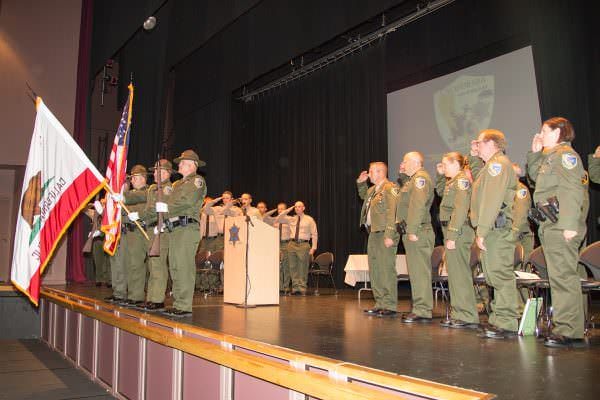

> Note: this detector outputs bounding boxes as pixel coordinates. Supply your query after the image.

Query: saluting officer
[156,150,206,317]
[470,129,519,339]
[357,162,400,317]
[397,152,435,323]
[527,117,588,348]
[138,159,173,311]
[264,202,293,294]
[435,152,479,329]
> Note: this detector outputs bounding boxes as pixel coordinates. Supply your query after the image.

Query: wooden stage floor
[54,283,600,399]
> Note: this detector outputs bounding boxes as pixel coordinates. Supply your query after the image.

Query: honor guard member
[397,152,435,323]
[470,129,519,339]
[589,145,600,184]
[435,153,479,329]
[138,159,173,311]
[511,163,534,258]
[84,199,111,287]
[263,203,293,294]
[527,117,588,348]
[157,150,206,317]
[122,165,149,306]
[357,162,400,317]
[278,201,318,295]
[104,204,128,303]
[240,193,261,218]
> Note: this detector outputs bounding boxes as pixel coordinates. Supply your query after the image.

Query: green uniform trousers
[110,235,128,299]
[518,232,534,261]
[196,236,222,290]
[279,241,291,291]
[480,228,519,332]
[168,224,200,312]
[92,238,111,284]
[126,229,148,302]
[403,227,434,318]
[539,226,585,338]
[146,230,170,303]
[287,241,310,292]
[367,231,400,311]
[443,227,479,324]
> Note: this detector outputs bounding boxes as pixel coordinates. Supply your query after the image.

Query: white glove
[156,202,168,213]
[111,193,122,203]
[93,200,103,214]
[128,211,139,222]
[93,230,102,238]
[153,226,159,235]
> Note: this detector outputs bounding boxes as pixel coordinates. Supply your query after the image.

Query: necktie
[205,213,210,237]
[363,190,375,225]
[294,215,301,241]
[279,222,282,241]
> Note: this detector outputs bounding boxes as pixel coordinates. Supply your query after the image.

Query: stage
[37,283,600,399]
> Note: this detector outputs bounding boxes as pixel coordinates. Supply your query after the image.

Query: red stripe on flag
[38,169,103,268]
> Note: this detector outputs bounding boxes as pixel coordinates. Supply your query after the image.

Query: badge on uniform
[391,186,400,197]
[194,176,205,188]
[163,186,173,195]
[457,178,470,191]
[582,171,589,185]
[561,153,577,170]
[488,162,502,177]
[517,188,528,199]
[415,177,426,189]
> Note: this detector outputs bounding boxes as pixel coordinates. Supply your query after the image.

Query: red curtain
[67,0,94,282]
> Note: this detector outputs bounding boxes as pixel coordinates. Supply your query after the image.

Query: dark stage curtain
[67,0,94,283]
[231,44,387,286]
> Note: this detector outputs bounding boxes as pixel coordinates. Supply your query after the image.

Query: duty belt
[166,216,199,230]
[122,221,146,232]
[280,239,291,243]
[294,239,310,243]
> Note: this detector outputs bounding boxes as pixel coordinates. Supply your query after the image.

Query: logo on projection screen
[433,75,495,152]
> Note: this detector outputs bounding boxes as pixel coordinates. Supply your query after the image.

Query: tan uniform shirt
[279,214,318,251]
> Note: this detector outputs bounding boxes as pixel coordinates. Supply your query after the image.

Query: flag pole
[103,182,150,241]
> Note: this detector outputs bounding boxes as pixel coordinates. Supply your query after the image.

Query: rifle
[148,156,163,257]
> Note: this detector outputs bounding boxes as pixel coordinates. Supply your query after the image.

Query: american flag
[101,84,133,255]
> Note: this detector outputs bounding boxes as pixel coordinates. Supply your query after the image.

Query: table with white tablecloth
[344,255,409,299]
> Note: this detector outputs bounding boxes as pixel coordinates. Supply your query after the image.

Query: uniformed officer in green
[84,199,111,287]
[104,211,128,302]
[122,165,148,306]
[511,163,534,259]
[397,152,435,323]
[137,159,173,311]
[435,152,479,328]
[527,117,588,348]
[157,150,206,316]
[357,162,400,317]
[589,145,600,184]
[470,129,519,339]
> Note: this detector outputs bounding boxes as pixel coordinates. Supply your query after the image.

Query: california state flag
[11,98,105,305]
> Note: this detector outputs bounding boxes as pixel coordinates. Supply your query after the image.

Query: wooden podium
[223,216,279,306]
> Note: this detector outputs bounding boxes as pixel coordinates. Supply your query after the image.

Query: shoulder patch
[582,171,589,186]
[163,185,173,195]
[457,178,470,191]
[516,188,528,199]
[194,176,205,189]
[561,153,577,169]
[488,162,502,177]
[415,177,426,189]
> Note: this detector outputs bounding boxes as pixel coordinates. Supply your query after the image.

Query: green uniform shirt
[470,151,516,238]
[357,179,399,240]
[438,170,471,241]
[512,181,532,234]
[123,187,147,222]
[588,154,600,184]
[167,172,206,218]
[141,180,173,224]
[396,168,433,235]
[527,144,586,231]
